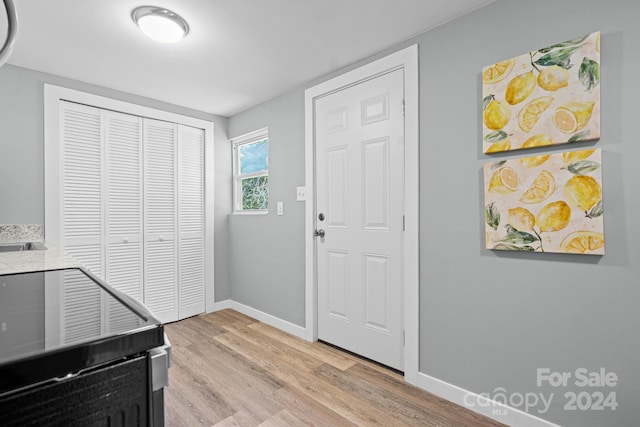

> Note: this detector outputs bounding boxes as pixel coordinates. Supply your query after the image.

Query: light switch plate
[277,201,284,215]
[296,186,306,201]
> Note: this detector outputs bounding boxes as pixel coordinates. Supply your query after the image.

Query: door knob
[314,229,325,238]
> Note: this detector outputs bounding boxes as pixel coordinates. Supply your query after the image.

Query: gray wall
[228,90,306,325]
[228,0,639,425]
[0,64,232,300]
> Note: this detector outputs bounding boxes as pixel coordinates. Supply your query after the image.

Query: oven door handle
[150,333,172,391]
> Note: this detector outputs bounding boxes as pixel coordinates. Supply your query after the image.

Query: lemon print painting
[484,148,604,255]
[482,32,600,154]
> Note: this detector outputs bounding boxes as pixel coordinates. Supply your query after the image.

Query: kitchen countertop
[0,224,82,275]
[0,243,82,275]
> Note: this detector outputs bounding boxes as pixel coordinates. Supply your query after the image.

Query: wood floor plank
[272,385,358,427]
[258,409,304,427]
[222,320,326,372]
[167,318,285,425]
[164,310,507,427]
[318,340,406,380]
[215,411,257,427]
[165,395,210,427]
[248,322,356,371]
[313,362,445,427]
[165,362,234,425]
[345,362,504,426]
[213,328,426,426]
[204,308,255,326]
[184,350,283,423]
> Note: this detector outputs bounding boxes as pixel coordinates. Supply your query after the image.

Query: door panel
[177,125,206,319]
[105,111,144,303]
[327,147,349,228]
[316,68,405,370]
[362,137,390,230]
[363,254,391,332]
[144,119,178,323]
[60,102,104,278]
[327,250,349,321]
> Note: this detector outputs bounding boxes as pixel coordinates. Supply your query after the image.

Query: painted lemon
[506,71,536,105]
[520,170,556,204]
[508,207,536,231]
[483,59,515,84]
[519,134,553,167]
[484,96,511,130]
[537,66,570,91]
[560,231,604,254]
[488,167,519,193]
[537,201,571,232]
[485,138,512,153]
[518,96,553,133]
[562,149,596,165]
[564,175,602,211]
[552,102,595,134]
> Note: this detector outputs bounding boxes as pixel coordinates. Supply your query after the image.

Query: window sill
[232,210,269,216]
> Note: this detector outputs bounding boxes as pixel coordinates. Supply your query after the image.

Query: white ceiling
[5,0,494,117]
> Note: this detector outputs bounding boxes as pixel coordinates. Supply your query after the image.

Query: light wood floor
[164,309,506,427]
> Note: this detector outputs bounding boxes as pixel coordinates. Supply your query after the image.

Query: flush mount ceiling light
[132,6,189,43]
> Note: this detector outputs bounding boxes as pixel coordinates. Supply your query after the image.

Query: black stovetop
[0,268,164,395]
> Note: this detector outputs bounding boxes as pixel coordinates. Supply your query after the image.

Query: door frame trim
[303,44,419,384]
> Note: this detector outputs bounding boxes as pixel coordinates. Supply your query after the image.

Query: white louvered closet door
[105,111,145,330]
[60,101,104,278]
[144,118,179,323]
[178,125,205,318]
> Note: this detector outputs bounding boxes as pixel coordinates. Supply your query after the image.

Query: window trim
[231,127,269,214]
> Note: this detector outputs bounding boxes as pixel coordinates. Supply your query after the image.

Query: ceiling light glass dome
[132,6,189,43]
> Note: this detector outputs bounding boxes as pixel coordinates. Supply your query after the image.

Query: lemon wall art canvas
[482,32,600,154]
[484,148,604,255]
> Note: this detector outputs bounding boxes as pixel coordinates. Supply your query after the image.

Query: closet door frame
[44,84,215,313]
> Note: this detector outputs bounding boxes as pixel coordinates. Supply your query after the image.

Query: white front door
[315,68,405,370]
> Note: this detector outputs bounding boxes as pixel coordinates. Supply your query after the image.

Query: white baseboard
[211,299,307,340]
[417,373,562,427]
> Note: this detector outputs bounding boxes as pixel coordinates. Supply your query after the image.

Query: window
[232,128,269,213]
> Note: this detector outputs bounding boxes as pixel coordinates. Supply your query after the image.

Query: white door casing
[305,45,419,383]
[316,69,405,370]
